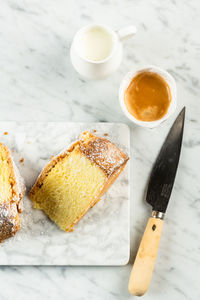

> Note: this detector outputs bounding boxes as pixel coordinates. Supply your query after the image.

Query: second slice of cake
[0,143,25,242]
[29,131,129,232]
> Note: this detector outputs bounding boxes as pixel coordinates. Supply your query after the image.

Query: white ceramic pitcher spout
[70,24,137,80]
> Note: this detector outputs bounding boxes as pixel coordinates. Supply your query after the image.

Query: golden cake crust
[29,131,129,232]
[79,131,129,177]
[0,143,25,243]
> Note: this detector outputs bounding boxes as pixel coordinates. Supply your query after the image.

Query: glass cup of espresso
[70,24,137,79]
[119,66,177,128]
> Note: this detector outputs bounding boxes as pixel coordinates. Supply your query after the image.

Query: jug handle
[117,25,137,41]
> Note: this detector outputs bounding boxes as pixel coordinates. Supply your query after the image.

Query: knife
[128,107,185,296]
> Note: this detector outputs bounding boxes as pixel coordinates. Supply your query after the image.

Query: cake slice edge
[0,143,26,242]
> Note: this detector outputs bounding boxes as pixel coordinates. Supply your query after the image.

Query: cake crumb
[93,129,97,133]
[104,133,108,137]
[19,158,24,163]
[50,155,54,160]
[3,132,8,135]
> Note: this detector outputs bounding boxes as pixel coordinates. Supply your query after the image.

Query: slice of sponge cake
[29,131,129,232]
[0,143,25,242]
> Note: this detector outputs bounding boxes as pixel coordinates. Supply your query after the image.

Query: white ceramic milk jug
[70,24,137,79]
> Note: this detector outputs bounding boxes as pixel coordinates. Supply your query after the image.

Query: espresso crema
[124,71,172,122]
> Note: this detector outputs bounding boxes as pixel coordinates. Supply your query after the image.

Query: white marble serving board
[0,122,130,266]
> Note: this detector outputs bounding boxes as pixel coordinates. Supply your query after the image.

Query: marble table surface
[0,0,199,299]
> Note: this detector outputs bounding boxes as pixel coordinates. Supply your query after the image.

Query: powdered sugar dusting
[0,203,19,241]
[79,132,129,177]
[0,152,25,242]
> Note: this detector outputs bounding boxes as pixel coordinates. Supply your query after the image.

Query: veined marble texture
[0,122,130,266]
[0,0,199,299]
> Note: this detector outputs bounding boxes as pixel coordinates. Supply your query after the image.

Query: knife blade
[146,106,185,214]
[129,107,185,296]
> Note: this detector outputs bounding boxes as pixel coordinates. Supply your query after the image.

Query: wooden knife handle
[128,217,164,296]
